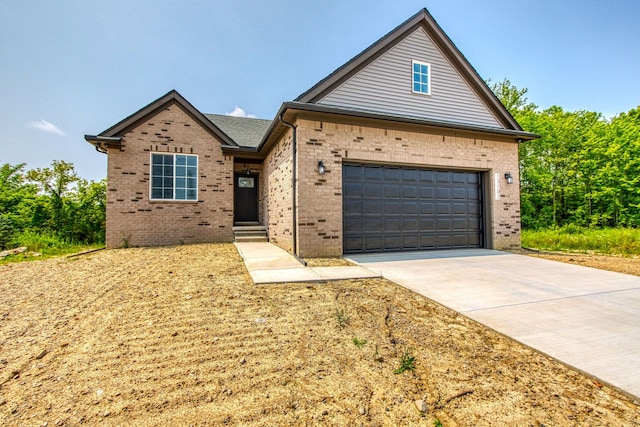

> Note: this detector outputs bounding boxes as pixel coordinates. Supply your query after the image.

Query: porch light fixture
[318,160,325,175]
[504,172,513,184]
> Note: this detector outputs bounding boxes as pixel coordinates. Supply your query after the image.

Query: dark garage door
[343,164,483,254]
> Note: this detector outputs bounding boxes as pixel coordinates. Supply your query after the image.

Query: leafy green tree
[26,160,79,233]
[489,79,640,229]
[0,163,38,248]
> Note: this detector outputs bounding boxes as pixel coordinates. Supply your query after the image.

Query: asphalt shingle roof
[205,114,272,148]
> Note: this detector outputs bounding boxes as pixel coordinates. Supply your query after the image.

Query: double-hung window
[150,153,198,201]
[412,60,431,95]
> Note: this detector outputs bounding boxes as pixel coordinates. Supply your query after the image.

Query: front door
[234,173,258,223]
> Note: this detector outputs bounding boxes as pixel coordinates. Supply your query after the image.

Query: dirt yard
[1,244,639,426]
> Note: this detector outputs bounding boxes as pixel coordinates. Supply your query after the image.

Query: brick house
[85,8,538,257]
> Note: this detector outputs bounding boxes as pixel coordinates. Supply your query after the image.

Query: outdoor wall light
[318,160,326,175]
[504,172,513,184]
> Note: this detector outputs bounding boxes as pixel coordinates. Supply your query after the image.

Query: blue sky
[1,0,639,181]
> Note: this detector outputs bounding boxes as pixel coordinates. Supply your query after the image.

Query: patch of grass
[352,337,367,348]
[393,351,416,374]
[335,308,350,330]
[0,230,103,264]
[433,419,443,427]
[522,227,640,256]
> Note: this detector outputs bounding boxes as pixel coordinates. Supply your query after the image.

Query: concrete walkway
[234,242,379,284]
[347,249,640,399]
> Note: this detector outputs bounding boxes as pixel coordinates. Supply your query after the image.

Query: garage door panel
[365,167,384,180]
[344,182,362,198]
[344,199,362,215]
[402,186,418,198]
[364,200,383,215]
[452,188,466,199]
[436,188,450,199]
[402,169,418,181]
[403,202,418,215]
[344,217,363,232]
[403,218,419,231]
[452,202,468,214]
[402,235,419,249]
[344,236,363,252]
[420,187,434,199]
[420,202,435,214]
[385,218,402,231]
[385,201,400,215]
[436,171,450,182]
[420,218,435,229]
[344,166,363,180]
[384,185,400,198]
[452,217,468,230]
[420,170,434,182]
[364,217,382,230]
[452,172,466,183]
[343,164,483,254]
[365,183,383,197]
[364,236,383,251]
[436,218,451,231]
[384,168,401,180]
[437,203,450,214]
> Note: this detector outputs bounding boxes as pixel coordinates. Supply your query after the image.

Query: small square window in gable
[412,60,431,95]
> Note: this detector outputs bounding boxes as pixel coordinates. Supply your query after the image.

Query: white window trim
[149,152,199,202]
[411,60,431,96]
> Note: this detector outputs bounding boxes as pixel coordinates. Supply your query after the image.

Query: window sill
[149,199,200,204]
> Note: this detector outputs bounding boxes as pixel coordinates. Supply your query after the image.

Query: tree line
[0,160,105,250]
[491,79,640,229]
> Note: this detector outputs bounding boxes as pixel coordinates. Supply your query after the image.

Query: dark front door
[234,173,258,223]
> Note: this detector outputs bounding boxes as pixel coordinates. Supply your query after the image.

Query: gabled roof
[85,90,239,152]
[205,114,272,149]
[295,8,521,131]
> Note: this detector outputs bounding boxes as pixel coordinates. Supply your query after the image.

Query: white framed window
[412,60,431,95]
[150,153,198,201]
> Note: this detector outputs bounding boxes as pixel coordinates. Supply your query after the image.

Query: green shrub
[522,227,640,255]
[0,215,16,250]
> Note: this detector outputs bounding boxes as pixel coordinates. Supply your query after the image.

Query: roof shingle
[205,114,272,148]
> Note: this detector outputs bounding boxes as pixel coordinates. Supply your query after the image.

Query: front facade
[86,9,538,257]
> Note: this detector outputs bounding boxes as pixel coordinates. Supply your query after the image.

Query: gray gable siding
[318,27,502,128]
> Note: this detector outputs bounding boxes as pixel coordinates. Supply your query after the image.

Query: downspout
[278,113,307,266]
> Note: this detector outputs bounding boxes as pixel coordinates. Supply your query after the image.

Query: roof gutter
[84,135,123,154]
[281,102,540,141]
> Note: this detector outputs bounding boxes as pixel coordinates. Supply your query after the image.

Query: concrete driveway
[347,249,640,398]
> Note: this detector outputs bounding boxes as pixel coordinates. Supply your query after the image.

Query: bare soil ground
[1,244,639,426]
[526,250,640,277]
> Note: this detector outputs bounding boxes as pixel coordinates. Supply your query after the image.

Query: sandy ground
[1,244,639,426]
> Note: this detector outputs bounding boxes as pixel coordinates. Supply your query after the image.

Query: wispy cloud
[225,107,257,118]
[29,119,65,136]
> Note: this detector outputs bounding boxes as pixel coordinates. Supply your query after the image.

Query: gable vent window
[150,153,198,201]
[412,60,431,95]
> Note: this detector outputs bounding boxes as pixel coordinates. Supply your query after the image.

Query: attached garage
[343,164,484,254]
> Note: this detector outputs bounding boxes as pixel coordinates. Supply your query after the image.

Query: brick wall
[262,129,294,252]
[292,118,521,257]
[105,102,234,248]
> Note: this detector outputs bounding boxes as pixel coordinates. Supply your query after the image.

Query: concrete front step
[233,225,267,242]
[235,236,268,242]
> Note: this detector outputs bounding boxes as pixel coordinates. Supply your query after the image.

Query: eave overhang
[84,135,123,154]
[250,102,539,158]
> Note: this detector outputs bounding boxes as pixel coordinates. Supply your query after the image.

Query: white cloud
[225,106,257,118]
[29,119,65,136]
